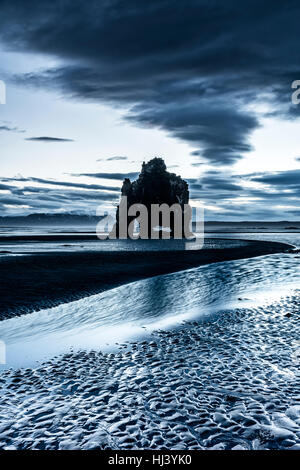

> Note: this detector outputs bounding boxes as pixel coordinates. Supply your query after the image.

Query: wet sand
[0,291,299,450]
[0,238,292,320]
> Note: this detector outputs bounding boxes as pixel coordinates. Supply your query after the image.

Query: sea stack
[116,157,189,238]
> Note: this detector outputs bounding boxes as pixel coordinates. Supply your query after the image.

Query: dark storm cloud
[190,174,244,192]
[127,102,258,165]
[1,0,299,165]
[250,169,300,187]
[25,136,74,142]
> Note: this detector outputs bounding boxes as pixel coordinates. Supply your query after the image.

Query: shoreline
[0,231,299,241]
[0,238,292,321]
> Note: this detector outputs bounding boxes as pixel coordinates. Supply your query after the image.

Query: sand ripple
[0,291,299,450]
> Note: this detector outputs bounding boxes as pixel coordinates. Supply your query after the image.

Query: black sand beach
[0,238,292,320]
[0,236,299,450]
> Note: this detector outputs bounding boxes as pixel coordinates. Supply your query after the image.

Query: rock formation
[116,157,189,238]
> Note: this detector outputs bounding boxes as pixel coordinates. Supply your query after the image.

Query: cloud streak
[0,122,25,133]
[25,136,74,142]
[6,176,120,192]
[97,156,128,162]
[1,166,298,219]
[0,175,119,215]
[72,172,139,181]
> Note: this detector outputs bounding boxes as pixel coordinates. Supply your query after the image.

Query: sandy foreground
[0,291,299,450]
[0,238,299,450]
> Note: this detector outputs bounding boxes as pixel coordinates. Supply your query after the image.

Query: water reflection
[0,234,299,369]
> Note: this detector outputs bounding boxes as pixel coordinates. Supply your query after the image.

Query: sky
[0,0,300,220]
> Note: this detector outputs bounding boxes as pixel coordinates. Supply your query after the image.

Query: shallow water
[0,235,245,253]
[0,233,299,369]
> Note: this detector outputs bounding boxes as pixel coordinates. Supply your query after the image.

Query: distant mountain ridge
[0,213,299,229]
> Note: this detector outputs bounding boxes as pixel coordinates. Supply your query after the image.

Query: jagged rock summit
[116,157,189,237]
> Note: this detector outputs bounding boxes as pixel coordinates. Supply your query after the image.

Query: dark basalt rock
[116,157,189,238]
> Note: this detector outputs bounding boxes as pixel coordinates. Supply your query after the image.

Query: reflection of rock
[116,157,189,238]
